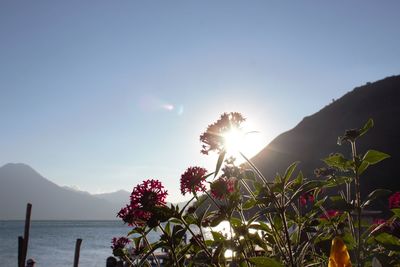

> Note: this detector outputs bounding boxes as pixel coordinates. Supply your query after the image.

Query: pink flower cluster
[210,176,238,200]
[180,166,208,196]
[111,237,130,251]
[389,192,400,209]
[320,210,340,220]
[117,179,167,225]
[299,192,314,206]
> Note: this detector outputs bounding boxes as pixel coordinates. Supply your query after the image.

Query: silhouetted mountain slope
[0,163,118,220]
[252,75,400,195]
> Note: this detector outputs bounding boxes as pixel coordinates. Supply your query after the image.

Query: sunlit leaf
[248,256,283,267]
[375,233,400,251]
[230,217,242,228]
[359,118,374,137]
[283,161,299,184]
[214,151,226,177]
[357,160,369,175]
[211,231,225,242]
[391,209,400,218]
[362,150,390,165]
[323,153,352,171]
[242,198,257,210]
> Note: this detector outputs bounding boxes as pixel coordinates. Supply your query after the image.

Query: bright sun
[222,124,263,162]
[223,128,245,154]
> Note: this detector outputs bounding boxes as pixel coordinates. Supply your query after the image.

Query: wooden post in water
[73,238,83,267]
[20,203,32,267]
[18,236,23,267]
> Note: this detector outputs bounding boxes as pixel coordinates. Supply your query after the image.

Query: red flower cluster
[299,192,314,206]
[320,210,340,220]
[111,237,130,250]
[210,176,238,200]
[180,166,208,196]
[117,179,167,225]
[389,192,400,209]
[117,205,152,225]
[200,112,245,155]
[130,179,167,210]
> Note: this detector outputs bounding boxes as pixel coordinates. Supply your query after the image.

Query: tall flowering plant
[112,113,400,267]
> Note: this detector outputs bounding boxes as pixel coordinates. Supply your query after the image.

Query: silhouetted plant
[111,113,400,267]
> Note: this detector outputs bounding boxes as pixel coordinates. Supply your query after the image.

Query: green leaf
[362,189,392,208]
[164,222,171,236]
[242,198,257,210]
[214,151,226,177]
[172,225,185,239]
[359,118,374,137]
[391,208,400,218]
[326,195,354,212]
[212,243,224,263]
[363,150,390,165]
[375,233,400,251]
[248,257,283,267]
[230,217,242,228]
[357,160,369,175]
[294,171,303,186]
[326,176,352,187]
[208,212,225,227]
[342,232,356,250]
[138,241,164,266]
[274,173,282,184]
[211,231,225,242]
[169,218,182,224]
[323,153,352,170]
[242,169,257,181]
[283,161,300,184]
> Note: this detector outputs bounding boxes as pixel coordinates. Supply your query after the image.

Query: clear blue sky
[1,1,399,202]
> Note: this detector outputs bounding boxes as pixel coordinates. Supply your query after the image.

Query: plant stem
[240,179,257,200]
[180,216,214,259]
[240,151,293,264]
[133,223,161,267]
[239,152,269,185]
[158,224,181,267]
[267,214,289,259]
[142,233,161,267]
[123,254,135,267]
[204,190,222,210]
[239,152,281,209]
[281,211,295,267]
[351,141,362,267]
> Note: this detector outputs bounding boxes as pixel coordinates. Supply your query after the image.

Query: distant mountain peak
[0,163,123,220]
[0,162,44,179]
[1,162,35,170]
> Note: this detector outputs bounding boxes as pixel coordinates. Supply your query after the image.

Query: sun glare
[223,128,245,153]
[222,122,264,162]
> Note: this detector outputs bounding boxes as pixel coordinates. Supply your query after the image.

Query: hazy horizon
[1,1,400,202]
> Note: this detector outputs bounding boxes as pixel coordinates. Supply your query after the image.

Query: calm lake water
[0,220,161,267]
[0,220,231,266]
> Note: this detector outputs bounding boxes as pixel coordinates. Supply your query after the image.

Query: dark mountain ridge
[252,75,400,195]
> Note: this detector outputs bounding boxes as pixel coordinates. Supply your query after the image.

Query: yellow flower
[328,236,352,267]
